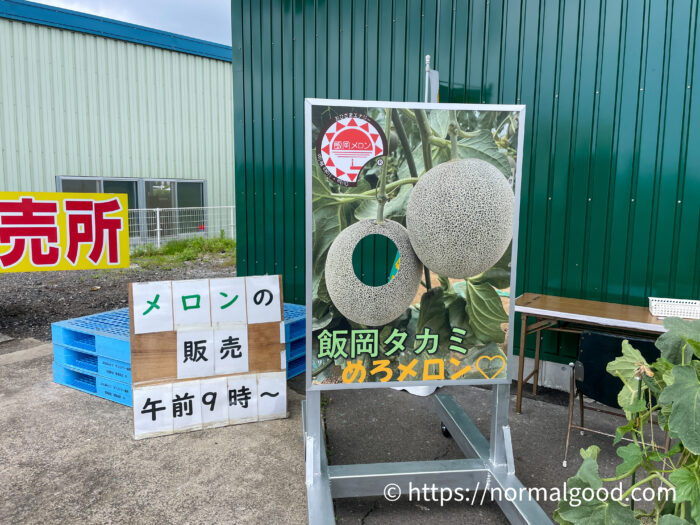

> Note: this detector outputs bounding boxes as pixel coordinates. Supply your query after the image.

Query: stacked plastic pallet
[52,309,133,406]
[52,304,307,406]
[283,303,306,378]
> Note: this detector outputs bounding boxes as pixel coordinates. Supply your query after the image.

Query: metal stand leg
[303,391,334,523]
[305,385,552,524]
[490,383,511,470]
[435,390,551,524]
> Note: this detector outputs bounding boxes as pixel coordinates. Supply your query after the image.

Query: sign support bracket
[303,385,552,524]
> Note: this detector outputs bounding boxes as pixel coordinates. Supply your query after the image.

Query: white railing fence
[128,206,235,251]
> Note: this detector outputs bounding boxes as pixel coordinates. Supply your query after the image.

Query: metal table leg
[532,329,541,395]
[516,313,527,413]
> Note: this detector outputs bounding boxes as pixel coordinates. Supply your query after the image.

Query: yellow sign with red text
[0,192,129,273]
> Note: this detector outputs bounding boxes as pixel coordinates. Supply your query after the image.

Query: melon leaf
[464,281,508,344]
[658,365,700,454]
[668,467,700,525]
[411,287,451,356]
[428,110,451,139]
[553,446,638,525]
[605,341,649,414]
[457,129,512,179]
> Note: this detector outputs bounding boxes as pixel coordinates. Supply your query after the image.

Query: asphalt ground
[2,337,628,524]
[320,381,626,524]
[1,342,307,524]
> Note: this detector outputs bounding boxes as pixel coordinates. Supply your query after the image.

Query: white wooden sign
[245,275,282,324]
[172,279,211,328]
[133,383,174,439]
[172,380,202,433]
[227,373,258,424]
[131,275,289,440]
[258,372,287,421]
[210,277,247,325]
[176,328,215,379]
[200,377,229,429]
[213,325,249,375]
[132,281,174,334]
[133,372,287,439]
[132,276,283,334]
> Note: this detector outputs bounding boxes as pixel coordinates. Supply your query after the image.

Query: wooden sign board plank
[130,275,285,385]
[129,285,178,383]
[248,322,286,372]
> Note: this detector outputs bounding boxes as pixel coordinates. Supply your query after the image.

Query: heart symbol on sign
[476,355,506,380]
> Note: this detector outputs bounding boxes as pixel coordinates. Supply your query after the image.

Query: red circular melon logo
[316,113,387,187]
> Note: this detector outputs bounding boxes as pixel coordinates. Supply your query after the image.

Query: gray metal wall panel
[0,17,235,208]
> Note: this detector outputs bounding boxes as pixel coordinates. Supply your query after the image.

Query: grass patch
[132,236,236,269]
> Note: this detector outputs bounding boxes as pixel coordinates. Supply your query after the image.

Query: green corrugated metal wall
[232,0,700,362]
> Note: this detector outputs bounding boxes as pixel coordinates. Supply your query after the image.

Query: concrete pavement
[1,337,627,524]
[1,340,307,524]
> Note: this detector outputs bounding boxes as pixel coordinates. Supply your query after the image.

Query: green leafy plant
[311,107,518,382]
[554,317,700,524]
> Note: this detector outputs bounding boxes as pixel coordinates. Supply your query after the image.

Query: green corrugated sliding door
[232,0,700,363]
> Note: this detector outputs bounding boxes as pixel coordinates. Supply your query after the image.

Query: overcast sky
[35,0,232,45]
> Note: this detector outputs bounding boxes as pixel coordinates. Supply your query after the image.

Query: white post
[229,206,235,240]
[424,54,431,103]
[155,208,161,249]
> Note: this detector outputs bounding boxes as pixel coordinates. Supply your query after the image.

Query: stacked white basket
[649,297,700,320]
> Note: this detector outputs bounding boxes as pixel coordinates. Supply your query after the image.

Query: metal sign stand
[303,60,551,523]
[303,384,550,524]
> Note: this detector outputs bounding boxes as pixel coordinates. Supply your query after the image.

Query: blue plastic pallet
[287,354,305,379]
[52,306,303,362]
[283,303,306,342]
[52,362,132,406]
[53,343,132,383]
[52,304,306,383]
[283,304,306,379]
[286,337,305,362]
[51,308,130,362]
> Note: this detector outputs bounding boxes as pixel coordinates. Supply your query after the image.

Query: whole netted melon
[324,219,423,326]
[405,159,514,278]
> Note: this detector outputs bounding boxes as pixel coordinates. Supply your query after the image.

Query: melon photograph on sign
[307,101,524,388]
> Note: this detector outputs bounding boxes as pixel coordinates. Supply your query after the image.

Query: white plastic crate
[649,297,700,319]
